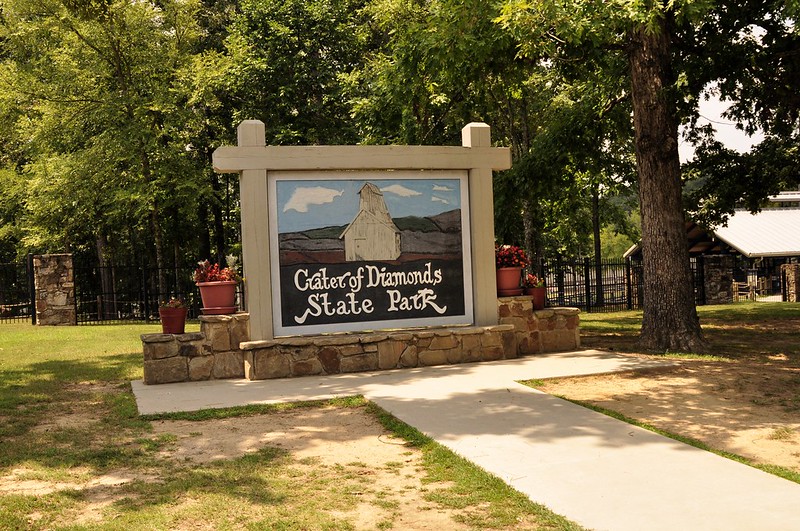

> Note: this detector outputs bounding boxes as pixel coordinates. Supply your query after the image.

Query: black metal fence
[539,257,644,313]
[4,252,782,326]
[73,261,243,324]
[0,257,34,323]
[538,256,713,312]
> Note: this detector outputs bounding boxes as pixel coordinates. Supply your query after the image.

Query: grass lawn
[0,322,580,530]
[581,301,800,361]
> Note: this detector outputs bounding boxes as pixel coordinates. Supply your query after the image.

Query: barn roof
[624,208,800,259]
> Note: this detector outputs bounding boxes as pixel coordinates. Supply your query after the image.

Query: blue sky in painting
[276,178,461,233]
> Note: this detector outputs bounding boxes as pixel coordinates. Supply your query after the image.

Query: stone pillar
[703,255,734,305]
[781,264,800,302]
[33,254,77,325]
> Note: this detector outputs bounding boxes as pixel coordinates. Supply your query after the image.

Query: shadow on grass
[0,353,146,468]
[112,447,290,511]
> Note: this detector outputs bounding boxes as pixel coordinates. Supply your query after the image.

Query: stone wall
[33,254,76,326]
[498,297,580,353]
[703,255,735,305]
[141,302,580,384]
[142,314,250,384]
[241,324,518,380]
[782,264,800,302]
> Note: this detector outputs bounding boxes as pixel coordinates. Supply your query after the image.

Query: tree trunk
[591,186,604,306]
[211,172,225,264]
[629,17,706,352]
[198,200,211,261]
[95,233,115,320]
[522,198,544,276]
[151,206,167,301]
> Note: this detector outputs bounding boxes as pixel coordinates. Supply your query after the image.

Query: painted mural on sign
[269,171,473,335]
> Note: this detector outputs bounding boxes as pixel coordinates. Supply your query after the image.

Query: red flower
[523,273,543,288]
[495,244,530,269]
[193,256,242,283]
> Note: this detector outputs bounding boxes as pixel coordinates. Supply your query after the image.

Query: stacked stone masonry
[782,264,800,302]
[33,253,76,326]
[703,255,735,305]
[141,299,580,384]
[142,314,250,384]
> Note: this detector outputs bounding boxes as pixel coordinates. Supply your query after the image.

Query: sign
[269,170,473,336]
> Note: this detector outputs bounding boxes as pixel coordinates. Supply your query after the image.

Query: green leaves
[0,0,211,260]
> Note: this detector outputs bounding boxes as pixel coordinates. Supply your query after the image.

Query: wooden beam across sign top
[213,145,511,172]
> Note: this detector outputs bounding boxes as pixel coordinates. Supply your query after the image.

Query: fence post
[583,257,592,312]
[781,268,787,302]
[539,257,548,307]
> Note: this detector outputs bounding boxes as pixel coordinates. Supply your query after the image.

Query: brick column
[33,253,76,325]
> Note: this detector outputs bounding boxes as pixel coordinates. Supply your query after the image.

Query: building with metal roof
[712,209,800,258]
[625,208,800,259]
[624,208,800,300]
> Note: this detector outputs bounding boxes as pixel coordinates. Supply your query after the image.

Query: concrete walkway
[132,349,800,531]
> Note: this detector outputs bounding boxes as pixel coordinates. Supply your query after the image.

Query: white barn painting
[339,182,402,261]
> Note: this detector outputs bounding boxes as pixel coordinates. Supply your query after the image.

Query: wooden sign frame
[213,121,511,341]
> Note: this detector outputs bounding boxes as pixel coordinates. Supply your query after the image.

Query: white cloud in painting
[432,185,453,192]
[432,196,449,205]
[381,184,422,197]
[283,187,343,213]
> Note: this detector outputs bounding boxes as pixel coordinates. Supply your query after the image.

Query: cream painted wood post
[462,122,498,326]
[237,120,273,340]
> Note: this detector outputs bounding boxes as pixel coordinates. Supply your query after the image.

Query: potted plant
[523,273,547,310]
[495,244,529,296]
[159,297,188,334]
[193,255,241,315]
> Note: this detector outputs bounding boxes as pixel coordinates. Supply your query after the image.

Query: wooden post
[237,120,273,340]
[462,122,497,327]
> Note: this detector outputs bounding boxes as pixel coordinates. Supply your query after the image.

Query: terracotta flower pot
[525,286,546,310]
[159,307,188,334]
[197,280,237,314]
[496,267,523,296]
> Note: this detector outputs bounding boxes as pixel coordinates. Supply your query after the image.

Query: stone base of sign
[141,313,250,385]
[140,301,579,385]
[497,297,580,354]
[240,324,518,380]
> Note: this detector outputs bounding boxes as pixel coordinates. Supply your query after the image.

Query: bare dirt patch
[151,406,468,530]
[2,405,470,530]
[537,358,800,472]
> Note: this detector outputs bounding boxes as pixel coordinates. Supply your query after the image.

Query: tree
[498,0,799,351]
[349,0,636,271]
[628,12,705,351]
[681,1,800,227]
[684,137,800,229]
[222,0,374,145]
[496,1,719,351]
[0,0,208,286]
